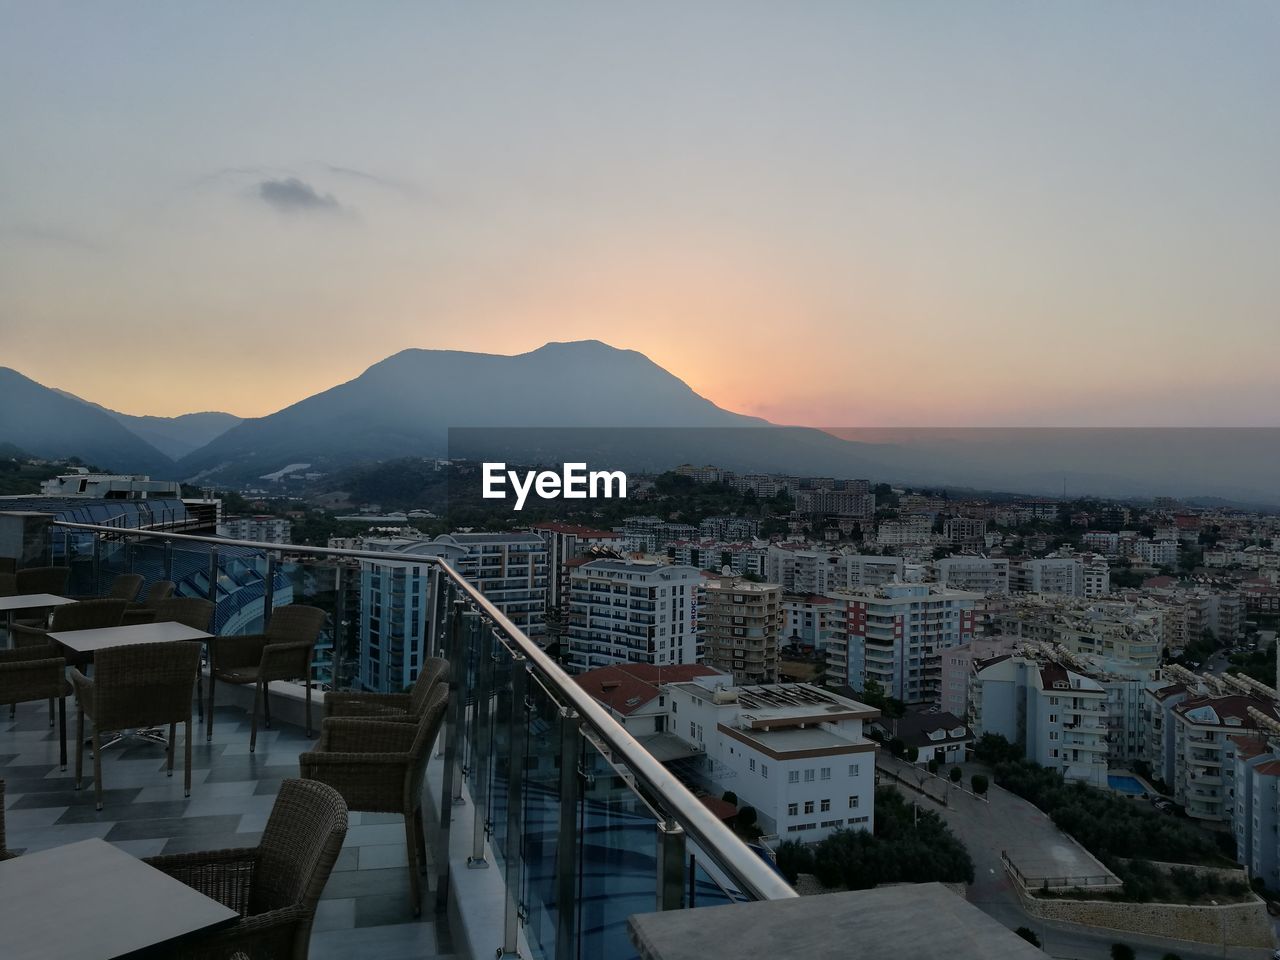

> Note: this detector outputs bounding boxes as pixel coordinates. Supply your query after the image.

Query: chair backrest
[0,557,15,576]
[153,597,214,632]
[408,657,450,716]
[250,779,348,918]
[105,573,144,601]
[265,605,326,644]
[142,580,176,607]
[408,685,449,807]
[15,566,70,596]
[90,641,201,730]
[0,572,14,598]
[51,598,129,632]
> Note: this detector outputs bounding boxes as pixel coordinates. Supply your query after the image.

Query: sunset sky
[2,2,1277,425]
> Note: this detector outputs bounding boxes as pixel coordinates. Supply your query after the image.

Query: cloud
[255,177,342,214]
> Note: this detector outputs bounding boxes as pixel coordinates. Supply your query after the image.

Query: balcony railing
[33,517,795,960]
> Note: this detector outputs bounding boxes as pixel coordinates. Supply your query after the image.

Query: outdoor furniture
[299,684,448,914]
[142,778,348,960]
[12,598,129,652]
[121,579,176,625]
[0,572,14,597]
[70,640,201,810]
[0,557,15,576]
[151,597,215,719]
[9,567,71,628]
[323,655,449,722]
[206,605,326,752]
[0,837,238,960]
[73,572,143,603]
[0,645,70,767]
[1,780,12,860]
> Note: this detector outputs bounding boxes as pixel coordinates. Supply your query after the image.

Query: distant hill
[175,341,895,482]
[0,368,175,476]
[52,389,241,460]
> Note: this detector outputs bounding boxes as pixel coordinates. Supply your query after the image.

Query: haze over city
[3,2,1277,425]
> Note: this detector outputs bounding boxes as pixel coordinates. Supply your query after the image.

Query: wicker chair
[0,571,14,597]
[11,598,129,670]
[0,556,15,576]
[143,778,348,960]
[9,566,71,627]
[152,597,215,720]
[73,572,144,603]
[0,779,13,860]
[0,645,70,768]
[121,579,177,625]
[70,640,201,810]
[299,684,448,914]
[323,656,449,723]
[207,605,325,752]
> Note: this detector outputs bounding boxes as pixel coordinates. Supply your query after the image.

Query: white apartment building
[876,516,933,547]
[943,517,986,546]
[532,521,625,612]
[218,515,293,544]
[664,678,879,841]
[830,582,980,705]
[765,546,903,595]
[1136,539,1179,567]
[434,532,549,640]
[939,635,1021,720]
[970,655,1109,787]
[781,594,840,654]
[935,556,1009,594]
[1013,557,1083,596]
[565,559,699,673]
[994,596,1164,669]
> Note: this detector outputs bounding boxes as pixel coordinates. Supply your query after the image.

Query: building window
[820,799,831,812]
[762,764,768,779]
[820,767,831,780]
[788,770,800,784]
[749,758,756,772]
[849,796,859,809]
[848,763,860,777]
[804,769,815,782]
[787,803,798,817]
[804,801,815,815]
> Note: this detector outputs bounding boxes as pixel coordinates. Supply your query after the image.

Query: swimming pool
[1108,774,1145,795]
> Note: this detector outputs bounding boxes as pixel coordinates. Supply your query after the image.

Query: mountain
[176,340,912,482]
[0,368,176,476]
[51,389,241,459]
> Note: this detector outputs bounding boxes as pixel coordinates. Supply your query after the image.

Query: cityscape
[2,4,1278,960]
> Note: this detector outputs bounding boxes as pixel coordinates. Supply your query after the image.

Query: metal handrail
[46,518,797,902]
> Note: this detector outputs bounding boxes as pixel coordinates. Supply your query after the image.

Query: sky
[1,2,1277,425]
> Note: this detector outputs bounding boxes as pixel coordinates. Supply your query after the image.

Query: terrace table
[0,837,238,959]
[0,593,74,643]
[49,620,213,747]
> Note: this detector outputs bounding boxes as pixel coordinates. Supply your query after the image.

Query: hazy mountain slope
[51,388,242,459]
[0,368,175,476]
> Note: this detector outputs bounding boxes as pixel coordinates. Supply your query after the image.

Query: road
[885,772,1274,960]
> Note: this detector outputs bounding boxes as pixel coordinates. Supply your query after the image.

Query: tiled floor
[1,698,457,960]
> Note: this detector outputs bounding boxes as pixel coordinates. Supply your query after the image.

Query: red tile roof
[575,663,723,716]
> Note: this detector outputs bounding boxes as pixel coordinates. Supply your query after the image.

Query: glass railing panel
[577,737,663,960]
[521,673,570,960]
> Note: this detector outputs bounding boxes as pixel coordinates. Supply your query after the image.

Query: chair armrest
[0,653,68,701]
[143,848,260,915]
[209,634,268,670]
[299,749,412,793]
[9,623,50,648]
[178,904,309,959]
[323,691,411,720]
[259,640,314,678]
[67,668,94,712]
[319,717,418,754]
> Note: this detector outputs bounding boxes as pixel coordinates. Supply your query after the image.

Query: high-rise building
[703,578,783,685]
[830,582,980,705]
[565,559,699,673]
[532,521,625,614]
[935,556,1009,594]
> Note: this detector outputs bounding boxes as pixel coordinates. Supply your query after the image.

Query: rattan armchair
[0,779,13,860]
[143,778,348,960]
[299,684,448,914]
[9,566,71,627]
[73,572,143,603]
[206,605,325,752]
[152,597,215,720]
[323,656,449,722]
[0,645,70,768]
[70,640,201,810]
[11,597,128,650]
[121,579,177,625]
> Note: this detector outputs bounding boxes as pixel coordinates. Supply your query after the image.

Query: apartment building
[935,556,1009,594]
[1012,557,1082,596]
[565,559,699,673]
[664,678,879,841]
[702,578,784,685]
[782,594,840,654]
[970,655,1109,787]
[830,582,979,705]
[993,595,1164,669]
[794,487,875,519]
[876,516,933,547]
[218,514,293,544]
[939,635,1020,719]
[1136,539,1179,567]
[532,521,625,612]
[434,532,549,640]
[943,517,986,546]
[765,546,903,595]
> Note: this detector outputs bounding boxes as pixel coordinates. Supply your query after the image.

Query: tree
[1110,945,1135,960]
[1014,927,1041,948]
[722,790,738,806]
[906,745,919,762]
[971,774,988,795]
[927,758,940,775]
[774,839,815,884]
[949,766,962,783]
